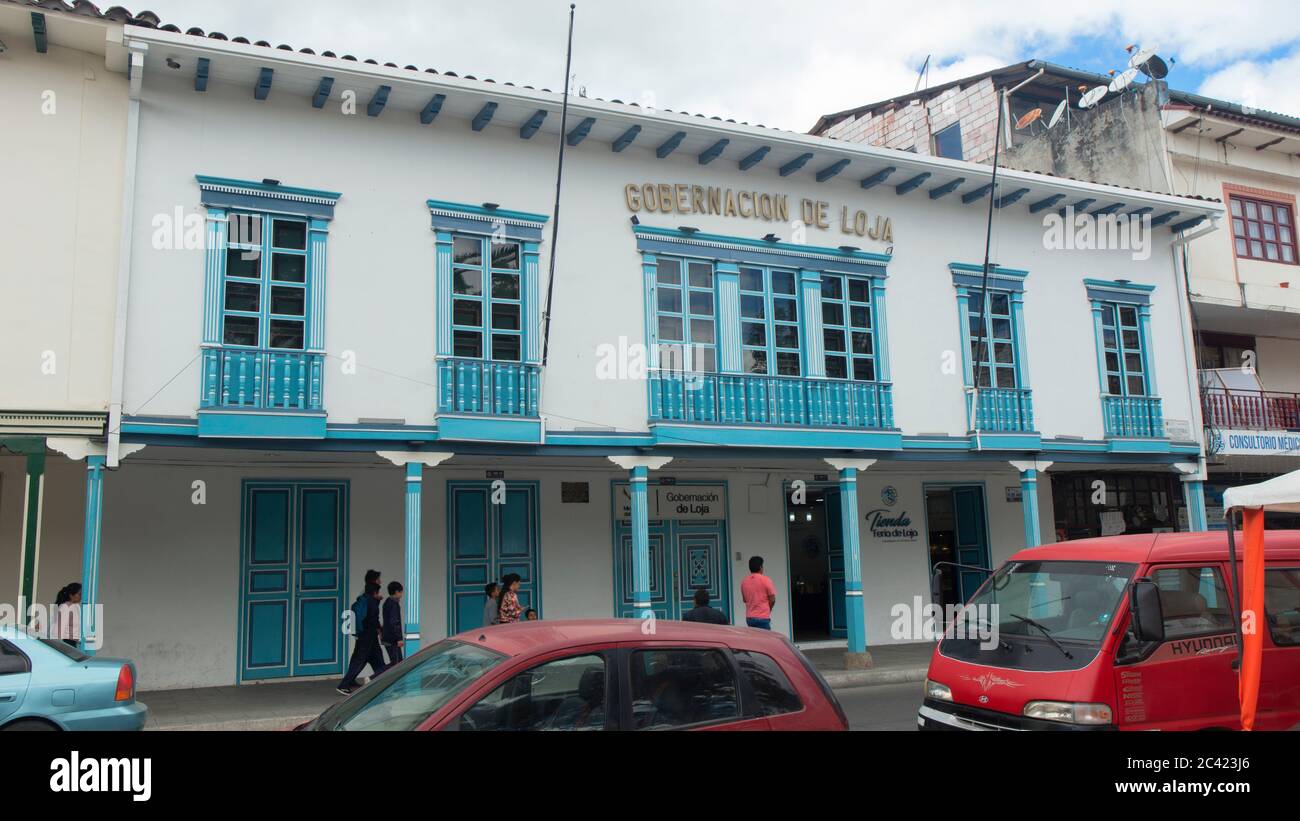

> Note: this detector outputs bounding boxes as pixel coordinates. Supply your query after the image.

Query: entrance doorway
[924,485,990,610]
[447,481,541,634]
[786,487,846,642]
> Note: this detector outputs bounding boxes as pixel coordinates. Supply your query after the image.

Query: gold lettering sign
[624,183,891,241]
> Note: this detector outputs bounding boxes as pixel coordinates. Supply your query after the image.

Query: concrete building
[813,59,1300,532]
[2,8,1221,691]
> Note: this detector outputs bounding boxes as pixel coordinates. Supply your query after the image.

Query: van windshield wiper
[1009,613,1073,659]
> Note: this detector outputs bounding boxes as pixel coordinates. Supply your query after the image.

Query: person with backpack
[337,582,386,695]
[382,581,405,665]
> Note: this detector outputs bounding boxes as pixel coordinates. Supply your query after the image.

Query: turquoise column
[799,269,825,378]
[80,455,106,654]
[434,230,454,358]
[629,465,652,616]
[199,208,227,408]
[18,447,46,617]
[837,467,867,655]
[523,241,541,364]
[1183,479,1208,532]
[404,462,423,652]
[1020,468,1042,547]
[715,262,742,374]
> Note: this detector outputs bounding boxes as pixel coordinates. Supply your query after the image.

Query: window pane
[1119,306,1137,327]
[775,325,799,349]
[491,334,520,361]
[269,319,304,349]
[735,651,802,717]
[656,258,681,285]
[224,281,260,312]
[822,302,843,327]
[776,352,800,375]
[1262,569,1300,646]
[990,292,1010,315]
[1245,201,1258,218]
[1107,374,1122,394]
[629,649,738,730]
[739,267,763,292]
[824,328,845,353]
[1278,207,1290,225]
[1232,218,1246,237]
[1124,352,1142,373]
[821,276,843,299]
[657,287,682,313]
[851,332,873,355]
[490,241,520,270]
[272,253,306,283]
[689,291,714,316]
[772,298,797,322]
[1266,243,1279,261]
[228,214,263,246]
[226,248,260,278]
[744,350,768,374]
[771,270,796,295]
[1230,199,1242,217]
[453,236,481,266]
[993,342,1013,364]
[994,366,1016,388]
[691,319,715,345]
[454,269,482,296]
[848,278,870,303]
[740,294,765,319]
[1261,204,1275,222]
[741,322,766,347]
[1251,240,1263,257]
[492,273,520,300]
[1103,328,1117,349]
[992,318,1012,340]
[223,315,258,346]
[1284,245,1295,263]
[1248,222,1261,239]
[657,315,683,341]
[933,122,963,160]
[1236,238,1248,256]
[1105,351,1119,371]
[688,262,712,288]
[272,220,307,250]
[850,306,871,329]
[1263,224,1276,241]
[658,344,685,371]
[852,358,875,382]
[825,355,847,378]
[1151,567,1233,639]
[1126,375,1145,395]
[454,299,482,328]
[1122,330,1140,350]
[271,286,305,316]
[454,330,482,358]
[491,303,520,331]
[460,654,606,732]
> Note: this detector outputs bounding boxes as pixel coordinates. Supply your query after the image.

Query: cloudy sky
[136,0,1300,130]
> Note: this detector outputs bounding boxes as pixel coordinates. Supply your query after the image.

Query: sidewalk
[139,640,934,730]
[798,641,934,690]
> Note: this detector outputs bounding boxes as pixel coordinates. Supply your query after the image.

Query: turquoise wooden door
[952,486,991,602]
[448,481,540,634]
[616,528,670,619]
[825,490,847,638]
[674,529,727,619]
[239,481,347,682]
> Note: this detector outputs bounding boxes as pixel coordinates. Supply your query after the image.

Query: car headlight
[1022,700,1113,725]
[924,679,952,702]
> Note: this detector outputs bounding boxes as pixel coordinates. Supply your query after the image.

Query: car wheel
[3,719,58,731]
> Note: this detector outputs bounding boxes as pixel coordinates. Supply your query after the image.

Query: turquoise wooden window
[654,255,717,373]
[451,234,523,362]
[967,288,1018,389]
[820,273,876,381]
[739,265,801,376]
[221,213,310,351]
[1099,302,1147,396]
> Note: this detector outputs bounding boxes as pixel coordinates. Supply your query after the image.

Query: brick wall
[822,78,1003,162]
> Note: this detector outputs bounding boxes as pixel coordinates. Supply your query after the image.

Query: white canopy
[1222,468,1300,513]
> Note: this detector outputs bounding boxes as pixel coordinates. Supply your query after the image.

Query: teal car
[0,627,147,731]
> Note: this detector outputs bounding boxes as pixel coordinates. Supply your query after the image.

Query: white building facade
[2,10,1222,690]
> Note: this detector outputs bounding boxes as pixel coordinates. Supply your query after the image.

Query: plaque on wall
[561,482,590,503]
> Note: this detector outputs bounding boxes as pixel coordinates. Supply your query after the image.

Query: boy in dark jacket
[382,581,405,665]
[337,582,386,694]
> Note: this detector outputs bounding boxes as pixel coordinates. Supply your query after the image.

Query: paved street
[835,682,924,731]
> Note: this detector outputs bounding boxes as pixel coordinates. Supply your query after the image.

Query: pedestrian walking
[482,582,500,627]
[55,583,83,647]
[497,574,523,624]
[740,556,777,629]
[337,582,386,694]
[681,587,728,624]
[382,581,404,666]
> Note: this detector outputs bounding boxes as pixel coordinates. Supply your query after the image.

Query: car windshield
[965,560,1136,644]
[311,640,505,732]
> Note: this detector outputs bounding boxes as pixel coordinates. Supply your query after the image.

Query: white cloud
[1199,50,1300,118]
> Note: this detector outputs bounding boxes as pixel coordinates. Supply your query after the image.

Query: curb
[147,714,318,732]
[822,666,928,690]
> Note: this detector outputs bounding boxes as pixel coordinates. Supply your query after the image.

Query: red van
[919,531,1300,731]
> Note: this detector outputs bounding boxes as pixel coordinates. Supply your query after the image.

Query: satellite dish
[1048,98,1068,128]
[1015,107,1042,130]
[1128,44,1169,79]
[1128,47,1156,68]
[1109,67,1139,93]
[1079,85,1108,108]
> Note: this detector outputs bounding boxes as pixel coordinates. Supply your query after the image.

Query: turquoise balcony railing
[649,371,894,429]
[438,358,540,417]
[200,348,324,410]
[967,387,1035,432]
[1102,395,1165,438]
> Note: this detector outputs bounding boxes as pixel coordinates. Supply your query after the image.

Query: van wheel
[3,719,58,731]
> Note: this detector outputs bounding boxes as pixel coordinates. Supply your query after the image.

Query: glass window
[821,272,876,382]
[449,234,523,362]
[1150,566,1234,639]
[1098,300,1147,396]
[654,255,716,374]
[1229,195,1297,264]
[933,122,963,160]
[1264,569,1300,646]
[629,648,739,729]
[459,654,607,731]
[735,650,802,717]
[967,287,1018,389]
[220,210,309,352]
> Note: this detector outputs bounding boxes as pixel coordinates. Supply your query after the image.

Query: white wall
[121,69,1202,442]
[0,33,126,413]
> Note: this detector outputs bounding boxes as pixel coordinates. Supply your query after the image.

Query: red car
[302,619,848,731]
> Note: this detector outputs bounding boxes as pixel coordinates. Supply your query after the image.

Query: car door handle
[0,693,16,702]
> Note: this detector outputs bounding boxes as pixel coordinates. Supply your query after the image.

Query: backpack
[349,596,369,637]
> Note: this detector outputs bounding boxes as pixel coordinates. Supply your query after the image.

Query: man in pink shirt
[740,556,777,629]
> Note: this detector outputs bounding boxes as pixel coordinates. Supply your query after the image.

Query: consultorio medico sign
[624,182,895,242]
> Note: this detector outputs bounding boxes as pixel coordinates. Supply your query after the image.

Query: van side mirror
[1129,578,1165,643]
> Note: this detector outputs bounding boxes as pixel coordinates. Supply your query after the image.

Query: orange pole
[1238,508,1266,731]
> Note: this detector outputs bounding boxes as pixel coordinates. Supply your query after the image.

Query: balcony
[649,371,894,429]
[437,358,540,417]
[1102,395,1165,438]
[1203,388,1300,430]
[967,387,1035,433]
[200,348,324,410]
